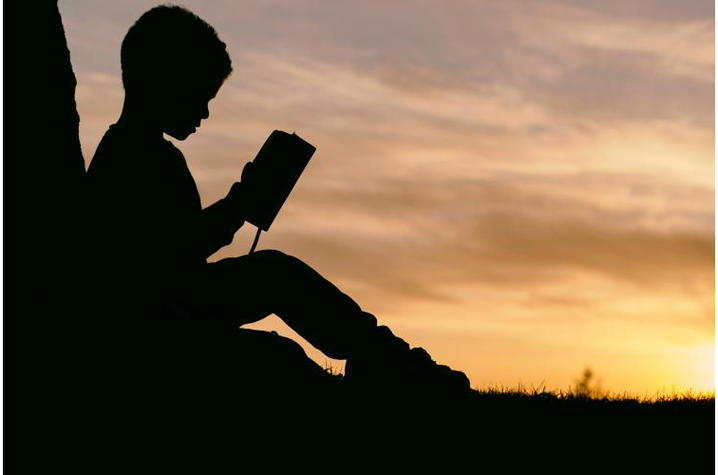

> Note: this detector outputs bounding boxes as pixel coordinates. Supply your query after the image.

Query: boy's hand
[226,181,245,215]
[241,160,255,184]
[226,161,258,218]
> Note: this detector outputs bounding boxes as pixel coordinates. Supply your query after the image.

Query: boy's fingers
[241,161,254,183]
[226,182,245,210]
[229,181,242,195]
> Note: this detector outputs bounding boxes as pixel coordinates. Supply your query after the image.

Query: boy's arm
[198,162,258,259]
[198,182,245,259]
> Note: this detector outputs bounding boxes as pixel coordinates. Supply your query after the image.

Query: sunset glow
[61,0,714,395]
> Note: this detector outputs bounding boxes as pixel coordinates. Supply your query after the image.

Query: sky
[60,0,715,395]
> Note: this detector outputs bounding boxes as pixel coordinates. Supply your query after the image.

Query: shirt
[85,122,243,300]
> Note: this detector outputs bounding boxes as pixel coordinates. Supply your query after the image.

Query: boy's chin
[164,126,197,141]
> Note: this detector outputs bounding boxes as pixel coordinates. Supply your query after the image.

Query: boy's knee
[253,249,306,276]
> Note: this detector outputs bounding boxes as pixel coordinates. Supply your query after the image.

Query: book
[243,130,316,231]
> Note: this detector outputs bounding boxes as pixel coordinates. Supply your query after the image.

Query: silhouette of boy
[86,5,468,392]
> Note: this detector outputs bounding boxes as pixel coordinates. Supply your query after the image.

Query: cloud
[569,19,713,82]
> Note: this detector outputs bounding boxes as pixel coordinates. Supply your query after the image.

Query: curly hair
[121,4,232,93]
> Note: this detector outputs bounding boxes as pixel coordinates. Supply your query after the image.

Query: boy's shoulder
[88,123,184,177]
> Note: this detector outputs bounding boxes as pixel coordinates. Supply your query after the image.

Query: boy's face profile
[158,77,222,141]
[120,5,232,141]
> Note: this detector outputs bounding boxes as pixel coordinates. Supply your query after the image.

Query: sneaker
[345,325,471,397]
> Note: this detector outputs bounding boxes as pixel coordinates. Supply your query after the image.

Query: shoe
[345,325,471,397]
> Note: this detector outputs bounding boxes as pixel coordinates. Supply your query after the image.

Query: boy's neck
[116,95,164,141]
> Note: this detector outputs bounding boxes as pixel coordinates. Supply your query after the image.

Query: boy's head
[121,5,232,140]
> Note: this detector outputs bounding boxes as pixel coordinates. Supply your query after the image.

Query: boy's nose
[201,104,209,119]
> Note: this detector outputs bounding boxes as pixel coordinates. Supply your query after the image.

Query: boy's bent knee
[252,249,307,276]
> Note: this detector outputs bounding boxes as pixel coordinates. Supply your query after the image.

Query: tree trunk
[5,1,87,470]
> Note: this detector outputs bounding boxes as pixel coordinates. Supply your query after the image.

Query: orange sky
[61,0,715,395]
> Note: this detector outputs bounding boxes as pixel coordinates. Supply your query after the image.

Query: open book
[243,130,316,231]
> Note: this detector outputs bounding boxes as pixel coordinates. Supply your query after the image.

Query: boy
[85,5,469,392]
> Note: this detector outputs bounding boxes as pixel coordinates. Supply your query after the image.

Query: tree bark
[5,1,87,470]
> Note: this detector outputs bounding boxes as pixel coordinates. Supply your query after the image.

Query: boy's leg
[196,249,379,360]
[186,248,470,395]
[232,328,338,386]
